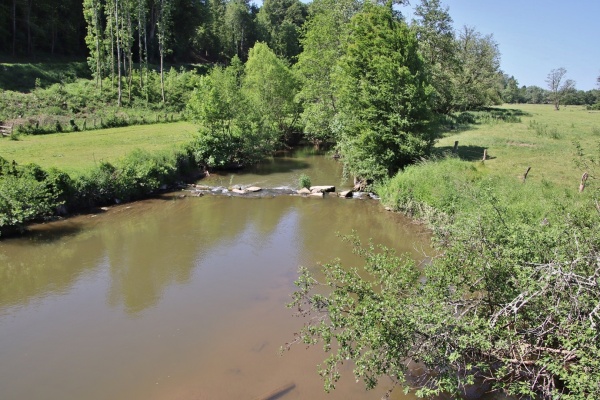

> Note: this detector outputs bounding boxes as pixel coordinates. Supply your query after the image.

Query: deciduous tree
[334,1,434,183]
[546,67,575,110]
[452,26,502,110]
[412,0,457,113]
[294,0,362,146]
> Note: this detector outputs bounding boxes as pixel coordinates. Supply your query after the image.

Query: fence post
[579,172,589,193]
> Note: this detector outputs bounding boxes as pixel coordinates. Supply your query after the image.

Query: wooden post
[579,172,589,193]
[523,166,531,183]
[452,141,459,154]
[482,149,487,161]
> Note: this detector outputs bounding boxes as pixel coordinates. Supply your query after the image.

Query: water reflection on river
[0,150,431,400]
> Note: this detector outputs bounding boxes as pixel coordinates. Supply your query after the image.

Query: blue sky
[252,0,599,90]
[399,0,600,90]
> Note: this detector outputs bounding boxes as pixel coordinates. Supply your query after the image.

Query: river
[0,149,432,400]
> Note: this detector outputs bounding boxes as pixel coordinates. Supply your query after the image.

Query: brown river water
[0,149,433,400]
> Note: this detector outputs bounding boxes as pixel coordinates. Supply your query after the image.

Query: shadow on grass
[437,107,532,137]
[434,145,497,162]
[0,62,90,92]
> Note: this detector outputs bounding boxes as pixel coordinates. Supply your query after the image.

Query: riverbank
[368,105,600,397]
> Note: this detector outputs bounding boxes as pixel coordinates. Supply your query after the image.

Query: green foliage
[256,0,307,61]
[187,44,298,169]
[334,2,435,182]
[0,160,64,234]
[0,145,196,235]
[243,42,299,137]
[451,26,503,110]
[298,173,311,189]
[295,0,360,146]
[412,0,457,114]
[291,160,600,398]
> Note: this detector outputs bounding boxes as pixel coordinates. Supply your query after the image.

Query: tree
[187,45,298,168]
[223,0,255,60]
[256,0,307,61]
[501,74,521,104]
[83,0,105,89]
[334,1,434,183]
[294,0,362,146]
[452,26,502,110]
[546,67,575,110]
[412,0,457,114]
[243,42,299,139]
[157,0,173,104]
[523,85,548,104]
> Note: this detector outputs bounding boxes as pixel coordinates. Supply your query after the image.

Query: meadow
[0,121,197,176]
[437,104,600,190]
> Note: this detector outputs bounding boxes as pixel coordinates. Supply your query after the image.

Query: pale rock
[310,185,335,193]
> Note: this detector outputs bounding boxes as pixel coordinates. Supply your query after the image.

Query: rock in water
[310,185,335,193]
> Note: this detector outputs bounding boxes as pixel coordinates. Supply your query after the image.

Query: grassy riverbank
[379,104,600,225]
[0,121,204,236]
[368,104,600,397]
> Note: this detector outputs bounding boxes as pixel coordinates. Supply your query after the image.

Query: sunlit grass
[0,121,198,176]
[436,104,600,189]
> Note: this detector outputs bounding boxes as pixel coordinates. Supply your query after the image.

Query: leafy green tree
[242,42,299,140]
[256,0,307,61]
[501,74,521,104]
[83,0,105,88]
[452,26,503,110]
[334,1,434,183]
[187,54,278,168]
[546,67,576,110]
[224,0,255,59]
[157,0,173,104]
[523,85,548,104]
[412,0,457,114]
[295,0,361,146]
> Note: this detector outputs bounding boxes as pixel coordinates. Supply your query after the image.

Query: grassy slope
[0,122,198,176]
[0,62,91,92]
[436,104,600,189]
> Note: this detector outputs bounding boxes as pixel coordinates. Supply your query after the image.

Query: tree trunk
[26,0,33,56]
[95,0,102,91]
[12,0,16,56]
[160,46,165,104]
[138,0,144,90]
[115,0,122,107]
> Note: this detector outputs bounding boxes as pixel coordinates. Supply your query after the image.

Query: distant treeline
[500,75,600,107]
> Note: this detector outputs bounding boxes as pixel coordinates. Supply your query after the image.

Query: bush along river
[0,148,433,400]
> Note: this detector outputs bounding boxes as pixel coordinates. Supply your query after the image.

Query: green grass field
[437,104,600,189]
[0,121,198,176]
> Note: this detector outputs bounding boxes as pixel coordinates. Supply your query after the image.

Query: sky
[252,0,600,91]
[399,0,600,90]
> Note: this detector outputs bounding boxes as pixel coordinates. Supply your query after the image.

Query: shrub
[298,174,311,189]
